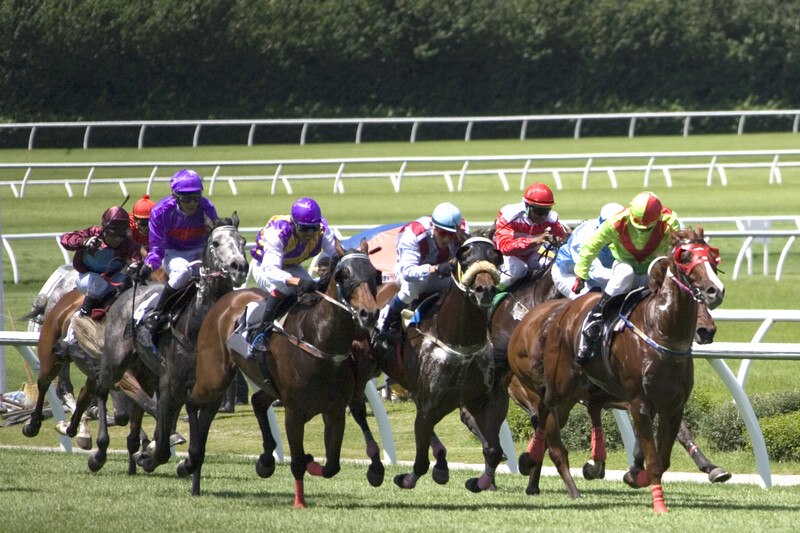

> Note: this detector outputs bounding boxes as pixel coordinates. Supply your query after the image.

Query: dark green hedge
[2,0,799,123]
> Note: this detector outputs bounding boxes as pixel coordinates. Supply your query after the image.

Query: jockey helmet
[101,206,130,229]
[431,202,462,233]
[170,169,203,193]
[133,194,155,219]
[523,182,555,206]
[628,192,662,230]
[599,202,624,224]
[291,197,322,226]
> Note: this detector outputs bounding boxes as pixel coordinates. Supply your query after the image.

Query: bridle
[452,237,501,306]
[667,239,720,303]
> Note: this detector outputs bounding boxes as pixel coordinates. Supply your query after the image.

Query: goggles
[175,192,201,204]
[295,222,320,235]
[134,217,149,228]
[525,203,551,217]
[104,226,130,239]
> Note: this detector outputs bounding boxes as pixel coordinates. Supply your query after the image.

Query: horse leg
[349,392,384,487]
[462,389,509,493]
[137,382,176,473]
[251,389,278,478]
[88,388,110,472]
[394,411,437,489]
[179,397,220,496]
[284,408,312,509]
[430,432,449,485]
[543,404,581,499]
[625,400,667,513]
[316,410,345,479]
[582,402,607,480]
[126,404,145,475]
[55,383,92,441]
[22,359,62,438]
[677,421,731,483]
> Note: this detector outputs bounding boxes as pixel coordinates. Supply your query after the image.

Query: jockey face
[433,227,457,248]
[525,202,551,223]
[103,226,129,248]
[294,221,320,243]
[134,216,149,236]
[174,192,201,216]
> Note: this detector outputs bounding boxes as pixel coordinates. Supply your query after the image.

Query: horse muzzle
[357,308,380,330]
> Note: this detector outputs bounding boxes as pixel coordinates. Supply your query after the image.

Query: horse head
[668,226,725,310]
[454,237,502,308]
[325,239,381,329]
[204,212,249,288]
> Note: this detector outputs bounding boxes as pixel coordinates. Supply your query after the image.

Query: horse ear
[487,248,503,267]
[360,238,369,254]
[231,211,240,228]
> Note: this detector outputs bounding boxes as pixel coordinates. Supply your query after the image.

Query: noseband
[203,225,243,280]
[668,239,720,303]
[453,238,501,304]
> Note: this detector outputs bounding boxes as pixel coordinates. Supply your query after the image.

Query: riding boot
[248,294,281,358]
[219,380,236,413]
[78,295,103,319]
[576,293,611,366]
[375,296,406,350]
[143,284,180,331]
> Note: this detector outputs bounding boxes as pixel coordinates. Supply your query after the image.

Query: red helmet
[628,192,663,230]
[523,182,555,206]
[101,206,130,229]
[133,194,155,219]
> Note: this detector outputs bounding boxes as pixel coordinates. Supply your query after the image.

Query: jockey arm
[575,220,615,280]
[396,228,434,281]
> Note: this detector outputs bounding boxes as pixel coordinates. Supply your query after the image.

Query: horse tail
[72,315,106,358]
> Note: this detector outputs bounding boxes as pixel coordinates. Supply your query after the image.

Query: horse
[91,214,248,474]
[21,285,158,453]
[372,237,507,491]
[507,226,724,513]
[182,240,380,508]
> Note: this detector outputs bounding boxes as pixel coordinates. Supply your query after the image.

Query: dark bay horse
[183,242,379,508]
[373,237,507,491]
[92,214,248,474]
[508,227,724,513]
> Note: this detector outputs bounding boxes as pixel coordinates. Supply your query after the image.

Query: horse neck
[297,279,355,353]
[434,285,488,347]
[648,266,699,350]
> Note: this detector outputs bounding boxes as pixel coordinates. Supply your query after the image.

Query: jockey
[60,206,141,319]
[551,202,624,299]
[247,197,345,357]
[139,169,218,330]
[129,193,155,247]
[493,182,569,290]
[572,191,681,365]
[376,202,469,340]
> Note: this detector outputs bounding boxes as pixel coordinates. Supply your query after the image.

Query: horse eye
[212,240,220,247]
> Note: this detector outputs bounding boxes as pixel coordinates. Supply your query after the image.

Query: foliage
[2,1,800,128]
[704,389,800,451]
[759,411,800,461]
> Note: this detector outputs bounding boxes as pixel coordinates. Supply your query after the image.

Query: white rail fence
[1,110,799,149]
[4,218,799,285]
[1,307,799,487]
[1,149,800,199]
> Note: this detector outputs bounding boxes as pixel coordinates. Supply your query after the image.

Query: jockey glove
[435,261,455,277]
[137,264,153,283]
[297,278,317,294]
[572,277,586,294]
[83,236,101,252]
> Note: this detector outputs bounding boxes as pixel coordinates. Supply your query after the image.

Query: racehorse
[373,237,507,492]
[507,227,724,513]
[92,214,248,474]
[182,241,380,508]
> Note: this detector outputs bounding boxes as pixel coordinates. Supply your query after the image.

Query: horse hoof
[366,463,385,487]
[22,423,40,438]
[517,452,533,476]
[582,459,605,480]
[431,466,449,485]
[169,432,187,447]
[256,455,276,478]
[623,469,642,489]
[708,467,731,483]
[176,459,191,478]
[76,436,93,451]
[525,483,541,496]
[87,453,106,473]
[393,474,416,489]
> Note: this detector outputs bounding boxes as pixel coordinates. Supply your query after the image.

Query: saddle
[597,287,651,360]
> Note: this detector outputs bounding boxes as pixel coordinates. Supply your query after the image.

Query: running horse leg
[581,399,608,481]
[462,381,510,493]
[22,337,67,439]
[55,380,95,450]
[285,407,315,508]
[251,389,279,479]
[676,422,731,483]
[624,398,668,513]
[125,403,146,475]
[394,410,440,489]
[349,391,385,487]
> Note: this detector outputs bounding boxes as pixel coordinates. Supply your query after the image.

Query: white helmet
[431,202,462,233]
[599,202,624,224]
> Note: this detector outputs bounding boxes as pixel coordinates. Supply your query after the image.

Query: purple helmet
[290,197,322,226]
[170,169,203,193]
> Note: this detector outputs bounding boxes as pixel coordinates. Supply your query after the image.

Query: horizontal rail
[1,110,799,149]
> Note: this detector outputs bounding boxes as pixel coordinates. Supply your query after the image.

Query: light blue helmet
[431,202,462,233]
[170,169,203,193]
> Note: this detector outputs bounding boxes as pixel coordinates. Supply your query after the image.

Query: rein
[617,314,692,358]
[271,321,351,364]
[415,329,490,359]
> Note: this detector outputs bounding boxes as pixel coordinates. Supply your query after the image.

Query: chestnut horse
[92,215,249,474]
[182,241,380,508]
[508,227,724,513]
[373,237,506,491]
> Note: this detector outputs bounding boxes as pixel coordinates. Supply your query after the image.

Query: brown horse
[373,237,507,491]
[21,287,159,454]
[508,227,724,513]
[183,241,380,508]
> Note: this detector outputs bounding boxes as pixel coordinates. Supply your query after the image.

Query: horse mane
[315,254,341,292]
